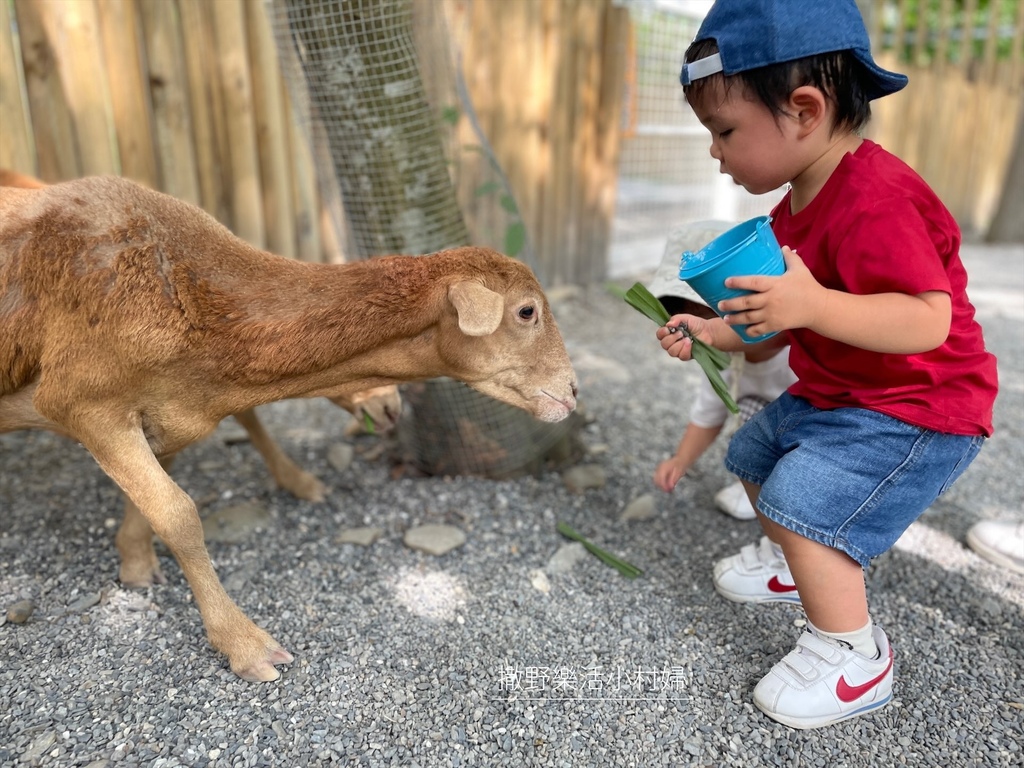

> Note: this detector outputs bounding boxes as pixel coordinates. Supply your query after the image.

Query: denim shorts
[725,393,985,568]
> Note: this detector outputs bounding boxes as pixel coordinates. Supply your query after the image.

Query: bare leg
[116,454,175,587]
[84,421,292,681]
[740,480,869,631]
[233,408,327,502]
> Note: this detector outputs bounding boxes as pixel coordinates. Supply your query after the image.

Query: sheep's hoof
[119,557,167,588]
[232,645,295,682]
[280,471,327,503]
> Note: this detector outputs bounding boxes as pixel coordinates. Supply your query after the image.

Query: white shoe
[713,536,801,604]
[754,626,894,729]
[714,481,757,521]
[966,520,1024,574]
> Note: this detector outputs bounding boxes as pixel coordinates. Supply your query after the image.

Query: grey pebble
[546,542,588,574]
[67,592,102,614]
[327,443,354,473]
[403,524,467,555]
[561,464,606,493]
[620,492,657,521]
[334,526,384,546]
[201,501,272,543]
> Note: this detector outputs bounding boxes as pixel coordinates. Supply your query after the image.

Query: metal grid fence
[610,0,786,277]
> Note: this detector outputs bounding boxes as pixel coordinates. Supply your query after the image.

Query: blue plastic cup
[677,216,785,343]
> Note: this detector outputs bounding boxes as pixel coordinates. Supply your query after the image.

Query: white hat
[646,220,735,314]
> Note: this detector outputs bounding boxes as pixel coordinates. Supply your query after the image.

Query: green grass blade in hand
[692,345,739,414]
[621,281,737,414]
[692,337,730,370]
[623,282,671,325]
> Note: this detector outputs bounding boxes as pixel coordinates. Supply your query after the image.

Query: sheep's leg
[83,424,293,681]
[232,408,328,502]
[116,453,175,587]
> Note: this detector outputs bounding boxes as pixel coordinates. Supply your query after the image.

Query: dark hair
[657,296,718,320]
[683,39,873,134]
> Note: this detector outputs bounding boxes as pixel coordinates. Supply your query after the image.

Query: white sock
[768,539,785,560]
[809,619,878,659]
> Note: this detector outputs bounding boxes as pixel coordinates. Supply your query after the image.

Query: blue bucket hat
[680,0,908,101]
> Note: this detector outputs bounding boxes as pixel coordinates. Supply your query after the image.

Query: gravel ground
[1,243,1022,767]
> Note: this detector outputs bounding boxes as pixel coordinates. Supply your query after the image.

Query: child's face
[690,80,801,195]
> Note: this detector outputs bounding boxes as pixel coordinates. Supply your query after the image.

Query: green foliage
[615,282,739,415]
[877,0,1021,65]
[443,106,527,258]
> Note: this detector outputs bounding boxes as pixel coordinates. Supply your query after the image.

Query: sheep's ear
[448,281,504,336]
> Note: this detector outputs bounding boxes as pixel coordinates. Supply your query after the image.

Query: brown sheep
[0,169,402,504]
[0,174,578,681]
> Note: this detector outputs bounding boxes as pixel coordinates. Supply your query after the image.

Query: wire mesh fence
[267,0,580,479]
[610,0,787,278]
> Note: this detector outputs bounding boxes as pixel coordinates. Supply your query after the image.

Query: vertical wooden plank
[959,0,1001,233]
[210,0,264,249]
[1009,0,1024,89]
[516,0,545,260]
[969,1,1019,234]
[932,0,953,74]
[888,0,914,160]
[458,0,497,252]
[13,0,81,181]
[48,0,119,176]
[96,0,160,188]
[137,0,200,204]
[178,0,229,224]
[489,0,528,259]
[543,0,575,284]
[957,0,978,75]
[284,82,322,263]
[867,0,884,47]
[246,0,295,258]
[0,0,35,174]
[584,3,628,284]
[572,0,601,284]
[903,0,934,172]
[923,0,956,197]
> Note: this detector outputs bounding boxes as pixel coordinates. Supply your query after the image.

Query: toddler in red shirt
[658,0,999,729]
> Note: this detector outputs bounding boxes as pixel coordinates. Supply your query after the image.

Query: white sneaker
[713,536,801,604]
[966,520,1024,574]
[714,481,757,521]
[754,625,894,729]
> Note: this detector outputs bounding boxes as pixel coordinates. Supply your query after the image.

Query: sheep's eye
[518,305,536,321]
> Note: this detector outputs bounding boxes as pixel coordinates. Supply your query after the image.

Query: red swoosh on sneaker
[767,576,798,593]
[835,650,894,703]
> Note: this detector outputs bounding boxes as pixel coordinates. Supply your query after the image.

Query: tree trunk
[282,0,470,257]
[276,0,577,478]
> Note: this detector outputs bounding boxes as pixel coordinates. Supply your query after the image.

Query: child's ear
[788,86,829,137]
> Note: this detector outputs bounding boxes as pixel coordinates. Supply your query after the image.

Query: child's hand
[653,456,687,493]
[719,247,828,337]
[656,314,716,361]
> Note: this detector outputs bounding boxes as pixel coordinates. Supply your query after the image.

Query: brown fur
[0,172,399,511]
[0,174,577,681]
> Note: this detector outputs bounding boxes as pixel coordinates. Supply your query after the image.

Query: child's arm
[654,422,723,493]
[721,248,952,354]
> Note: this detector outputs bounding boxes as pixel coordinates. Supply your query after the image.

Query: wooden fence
[867,0,1024,237]
[2,0,1017,284]
[0,0,333,262]
[0,0,628,286]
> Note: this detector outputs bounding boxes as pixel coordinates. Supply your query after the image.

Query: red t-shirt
[770,140,998,437]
